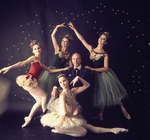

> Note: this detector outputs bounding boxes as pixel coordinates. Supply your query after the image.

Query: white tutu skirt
[16,74,38,88]
[41,112,86,129]
[41,97,86,129]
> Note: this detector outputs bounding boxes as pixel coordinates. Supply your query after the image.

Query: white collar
[74,65,82,70]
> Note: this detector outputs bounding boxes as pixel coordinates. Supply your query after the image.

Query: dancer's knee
[35,100,42,107]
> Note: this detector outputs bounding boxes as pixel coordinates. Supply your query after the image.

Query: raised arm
[70,76,90,95]
[68,22,92,52]
[85,54,109,72]
[51,23,66,54]
[0,56,35,74]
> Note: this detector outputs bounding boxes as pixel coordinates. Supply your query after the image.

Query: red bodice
[27,62,43,80]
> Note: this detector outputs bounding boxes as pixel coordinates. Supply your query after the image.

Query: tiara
[63,34,73,41]
[99,32,112,39]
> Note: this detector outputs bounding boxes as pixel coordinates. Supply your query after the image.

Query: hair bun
[63,34,73,43]
[99,32,112,39]
[30,40,40,48]
[58,74,68,80]
[103,32,112,39]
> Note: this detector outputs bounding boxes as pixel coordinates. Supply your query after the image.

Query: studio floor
[0,105,148,140]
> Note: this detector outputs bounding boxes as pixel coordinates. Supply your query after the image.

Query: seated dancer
[0,40,69,128]
[69,22,131,121]
[41,74,128,137]
[47,52,92,119]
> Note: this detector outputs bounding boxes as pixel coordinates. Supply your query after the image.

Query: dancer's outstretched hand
[0,67,11,74]
[68,22,75,30]
[85,66,92,70]
[70,76,79,87]
[56,22,66,28]
[64,66,72,71]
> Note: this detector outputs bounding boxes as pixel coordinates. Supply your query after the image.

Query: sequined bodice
[89,49,106,68]
[61,91,78,107]
[27,62,43,79]
[53,51,70,68]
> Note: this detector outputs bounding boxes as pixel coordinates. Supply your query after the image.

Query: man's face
[72,53,82,67]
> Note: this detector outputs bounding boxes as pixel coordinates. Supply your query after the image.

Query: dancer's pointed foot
[122,108,131,120]
[22,116,31,128]
[111,128,129,134]
[51,129,62,134]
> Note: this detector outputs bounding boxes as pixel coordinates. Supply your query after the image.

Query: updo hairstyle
[58,74,69,81]
[63,34,73,43]
[29,40,41,50]
[99,32,112,42]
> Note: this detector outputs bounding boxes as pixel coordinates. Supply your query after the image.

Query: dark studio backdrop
[0,0,149,139]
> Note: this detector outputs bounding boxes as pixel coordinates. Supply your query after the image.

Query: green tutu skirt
[93,68,128,108]
[39,66,62,96]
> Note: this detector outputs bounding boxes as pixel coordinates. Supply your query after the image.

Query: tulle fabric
[16,74,38,88]
[39,66,61,94]
[41,96,86,129]
[93,68,128,108]
[41,112,86,129]
[47,97,59,112]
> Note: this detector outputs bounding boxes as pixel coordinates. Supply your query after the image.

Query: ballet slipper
[51,129,62,134]
[111,128,129,134]
[22,116,31,128]
[121,108,131,120]
[51,129,59,133]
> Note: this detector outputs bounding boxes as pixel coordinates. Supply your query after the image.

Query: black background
[0,0,149,140]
